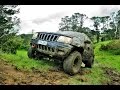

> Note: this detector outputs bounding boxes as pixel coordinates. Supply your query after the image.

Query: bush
[99,44,108,51]
[109,49,120,55]
[19,44,30,51]
[99,40,120,55]
[1,36,23,54]
[1,34,31,52]
[18,34,32,51]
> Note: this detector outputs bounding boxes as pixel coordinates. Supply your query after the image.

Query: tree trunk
[96,32,100,43]
[114,25,117,39]
[119,28,120,39]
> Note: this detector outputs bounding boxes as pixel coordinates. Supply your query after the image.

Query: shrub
[99,40,120,55]
[19,44,30,51]
[18,34,32,51]
[1,36,23,54]
[99,44,108,51]
[110,49,120,55]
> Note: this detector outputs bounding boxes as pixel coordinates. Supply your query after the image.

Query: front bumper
[30,39,73,58]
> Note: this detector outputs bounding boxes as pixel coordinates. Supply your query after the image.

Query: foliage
[59,12,94,41]
[0,50,55,72]
[59,12,88,32]
[0,5,20,53]
[1,41,120,85]
[99,40,120,55]
[90,16,101,43]
[1,35,23,54]
[0,5,20,38]
[59,10,120,43]
[19,34,32,50]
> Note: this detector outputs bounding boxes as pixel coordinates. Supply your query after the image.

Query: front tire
[63,51,82,75]
[27,47,36,59]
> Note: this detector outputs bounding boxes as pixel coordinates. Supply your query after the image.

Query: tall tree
[0,5,20,51]
[70,14,79,31]
[109,11,118,39]
[59,12,88,32]
[70,13,88,32]
[59,16,71,31]
[0,5,20,37]
[100,16,110,31]
[115,10,120,39]
[90,16,101,43]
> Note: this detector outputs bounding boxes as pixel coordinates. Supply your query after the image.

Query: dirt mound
[102,67,120,85]
[0,59,93,85]
[0,59,70,85]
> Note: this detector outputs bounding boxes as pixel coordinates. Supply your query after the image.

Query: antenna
[32,29,34,34]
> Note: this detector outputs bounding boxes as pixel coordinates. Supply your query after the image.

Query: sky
[18,5,120,34]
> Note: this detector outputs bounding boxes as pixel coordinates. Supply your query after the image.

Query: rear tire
[63,51,82,75]
[85,56,94,68]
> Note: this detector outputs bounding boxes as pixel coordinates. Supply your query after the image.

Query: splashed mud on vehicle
[28,31,94,75]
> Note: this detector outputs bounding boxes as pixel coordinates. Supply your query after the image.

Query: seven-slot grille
[37,33,59,41]
[36,33,58,53]
[37,44,56,52]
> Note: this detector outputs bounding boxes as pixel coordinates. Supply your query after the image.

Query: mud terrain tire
[85,56,94,68]
[27,47,35,59]
[63,51,82,75]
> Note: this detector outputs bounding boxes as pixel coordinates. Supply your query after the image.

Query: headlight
[32,32,38,39]
[57,36,72,44]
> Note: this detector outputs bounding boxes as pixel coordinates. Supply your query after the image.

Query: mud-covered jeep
[28,31,94,75]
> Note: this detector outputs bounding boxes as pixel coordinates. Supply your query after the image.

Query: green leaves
[99,40,120,55]
[0,5,20,54]
[1,36,23,54]
[59,12,88,32]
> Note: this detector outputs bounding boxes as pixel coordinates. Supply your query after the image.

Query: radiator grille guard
[36,33,59,55]
[37,33,59,41]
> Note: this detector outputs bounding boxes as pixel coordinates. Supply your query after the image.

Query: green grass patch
[94,41,120,72]
[99,40,120,55]
[83,67,110,85]
[0,50,55,72]
[0,40,120,85]
[66,40,120,85]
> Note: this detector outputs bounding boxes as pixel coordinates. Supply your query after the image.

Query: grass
[94,41,120,72]
[0,40,120,85]
[0,50,55,72]
[85,40,120,84]
[66,40,120,85]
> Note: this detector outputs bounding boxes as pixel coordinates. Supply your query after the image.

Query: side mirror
[84,40,91,44]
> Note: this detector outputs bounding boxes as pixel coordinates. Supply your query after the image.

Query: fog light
[58,51,64,55]
[32,44,36,48]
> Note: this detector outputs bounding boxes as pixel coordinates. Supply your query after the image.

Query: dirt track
[0,59,93,85]
[0,59,71,85]
[102,67,120,85]
[0,59,120,85]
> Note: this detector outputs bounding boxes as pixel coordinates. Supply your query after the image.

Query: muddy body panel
[30,39,73,60]
[28,31,94,75]
[57,31,91,47]
[29,31,94,63]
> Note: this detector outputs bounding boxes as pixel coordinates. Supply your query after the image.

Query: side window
[84,40,91,44]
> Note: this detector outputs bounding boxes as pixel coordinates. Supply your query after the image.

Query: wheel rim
[73,56,81,73]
